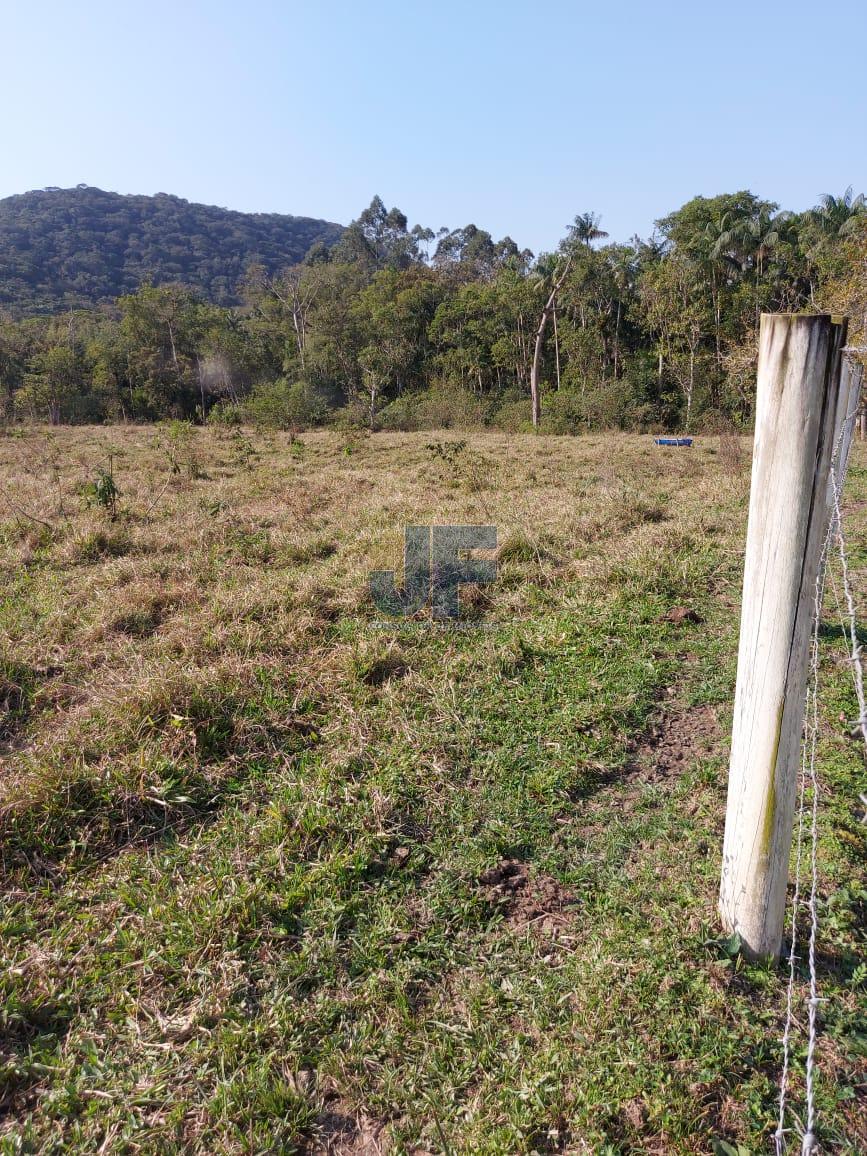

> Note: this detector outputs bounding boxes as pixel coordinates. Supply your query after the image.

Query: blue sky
[5,0,866,255]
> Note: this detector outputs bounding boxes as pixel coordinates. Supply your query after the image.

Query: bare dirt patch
[625,701,720,788]
[479,859,579,935]
[309,1098,391,1154]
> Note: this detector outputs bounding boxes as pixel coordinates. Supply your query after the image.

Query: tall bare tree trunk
[530,257,572,427]
[368,379,377,430]
[166,321,180,375]
[553,305,561,390]
[711,268,722,369]
[197,355,207,424]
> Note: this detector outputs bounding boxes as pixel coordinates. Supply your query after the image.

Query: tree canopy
[0,186,344,313]
[1,187,864,433]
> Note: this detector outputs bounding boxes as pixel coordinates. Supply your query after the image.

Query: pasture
[0,426,864,1153]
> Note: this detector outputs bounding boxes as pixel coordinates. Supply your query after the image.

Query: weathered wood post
[720,314,848,960]
[839,356,862,481]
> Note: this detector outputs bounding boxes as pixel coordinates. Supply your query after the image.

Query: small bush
[426,439,467,465]
[83,459,121,519]
[154,420,205,479]
[413,385,485,430]
[377,394,421,431]
[227,430,259,469]
[208,400,244,427]
[247,380,325,430]
[491,398,533,433]
[538,391,586,435]
[331,398,373,430]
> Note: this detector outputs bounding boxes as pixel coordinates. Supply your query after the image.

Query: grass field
[0,425,865,1154]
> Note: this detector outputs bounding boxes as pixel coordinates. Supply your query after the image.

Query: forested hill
[0,185,344,313]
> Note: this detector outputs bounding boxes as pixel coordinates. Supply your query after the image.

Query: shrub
[154,420,205,479]
[208,400,244,427]
[376,394,421,431]
[246,380,325,430]
[413,385,485,430]
[538,391,586,435]
[570,378,635,430]
[328,399,368,430]
[83,458,121,519]
[491,397,533,432]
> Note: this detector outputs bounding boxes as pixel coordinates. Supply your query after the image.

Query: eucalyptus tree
[489,267,538,394]
[603,244,638,379]
[354,266,444,405]
[428,280,505,394]
[637,252,709,427]
[331,196,429,271]
[118,284,210,418]
[300,262,369,402]
[242,263,319,373]
[0,312,33,420]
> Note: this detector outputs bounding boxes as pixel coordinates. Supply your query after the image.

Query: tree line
[1,189,865,433]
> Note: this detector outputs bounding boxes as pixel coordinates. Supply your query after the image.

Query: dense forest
[0,187,865,432]
[0,186,343,312]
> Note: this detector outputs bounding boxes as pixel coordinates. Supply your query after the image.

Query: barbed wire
[774,371,867,1153]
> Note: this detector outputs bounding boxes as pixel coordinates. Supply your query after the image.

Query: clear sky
[4,0,866,256]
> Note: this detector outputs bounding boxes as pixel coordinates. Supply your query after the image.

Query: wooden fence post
[826,354,862,514]
[719,314,848,960]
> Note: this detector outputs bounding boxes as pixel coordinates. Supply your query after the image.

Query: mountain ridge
[0,185,344,314]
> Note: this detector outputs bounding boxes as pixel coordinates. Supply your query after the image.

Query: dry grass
[0,425,864,1154]
[0,427,746,815]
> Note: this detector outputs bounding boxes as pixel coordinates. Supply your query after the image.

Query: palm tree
[719,209,789,329]
[703,210,746,364]
[763,213,807,310]
[811,188,866,238]
[570,212,609,249]
[751,210,789,278]
[801,190,866,303]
